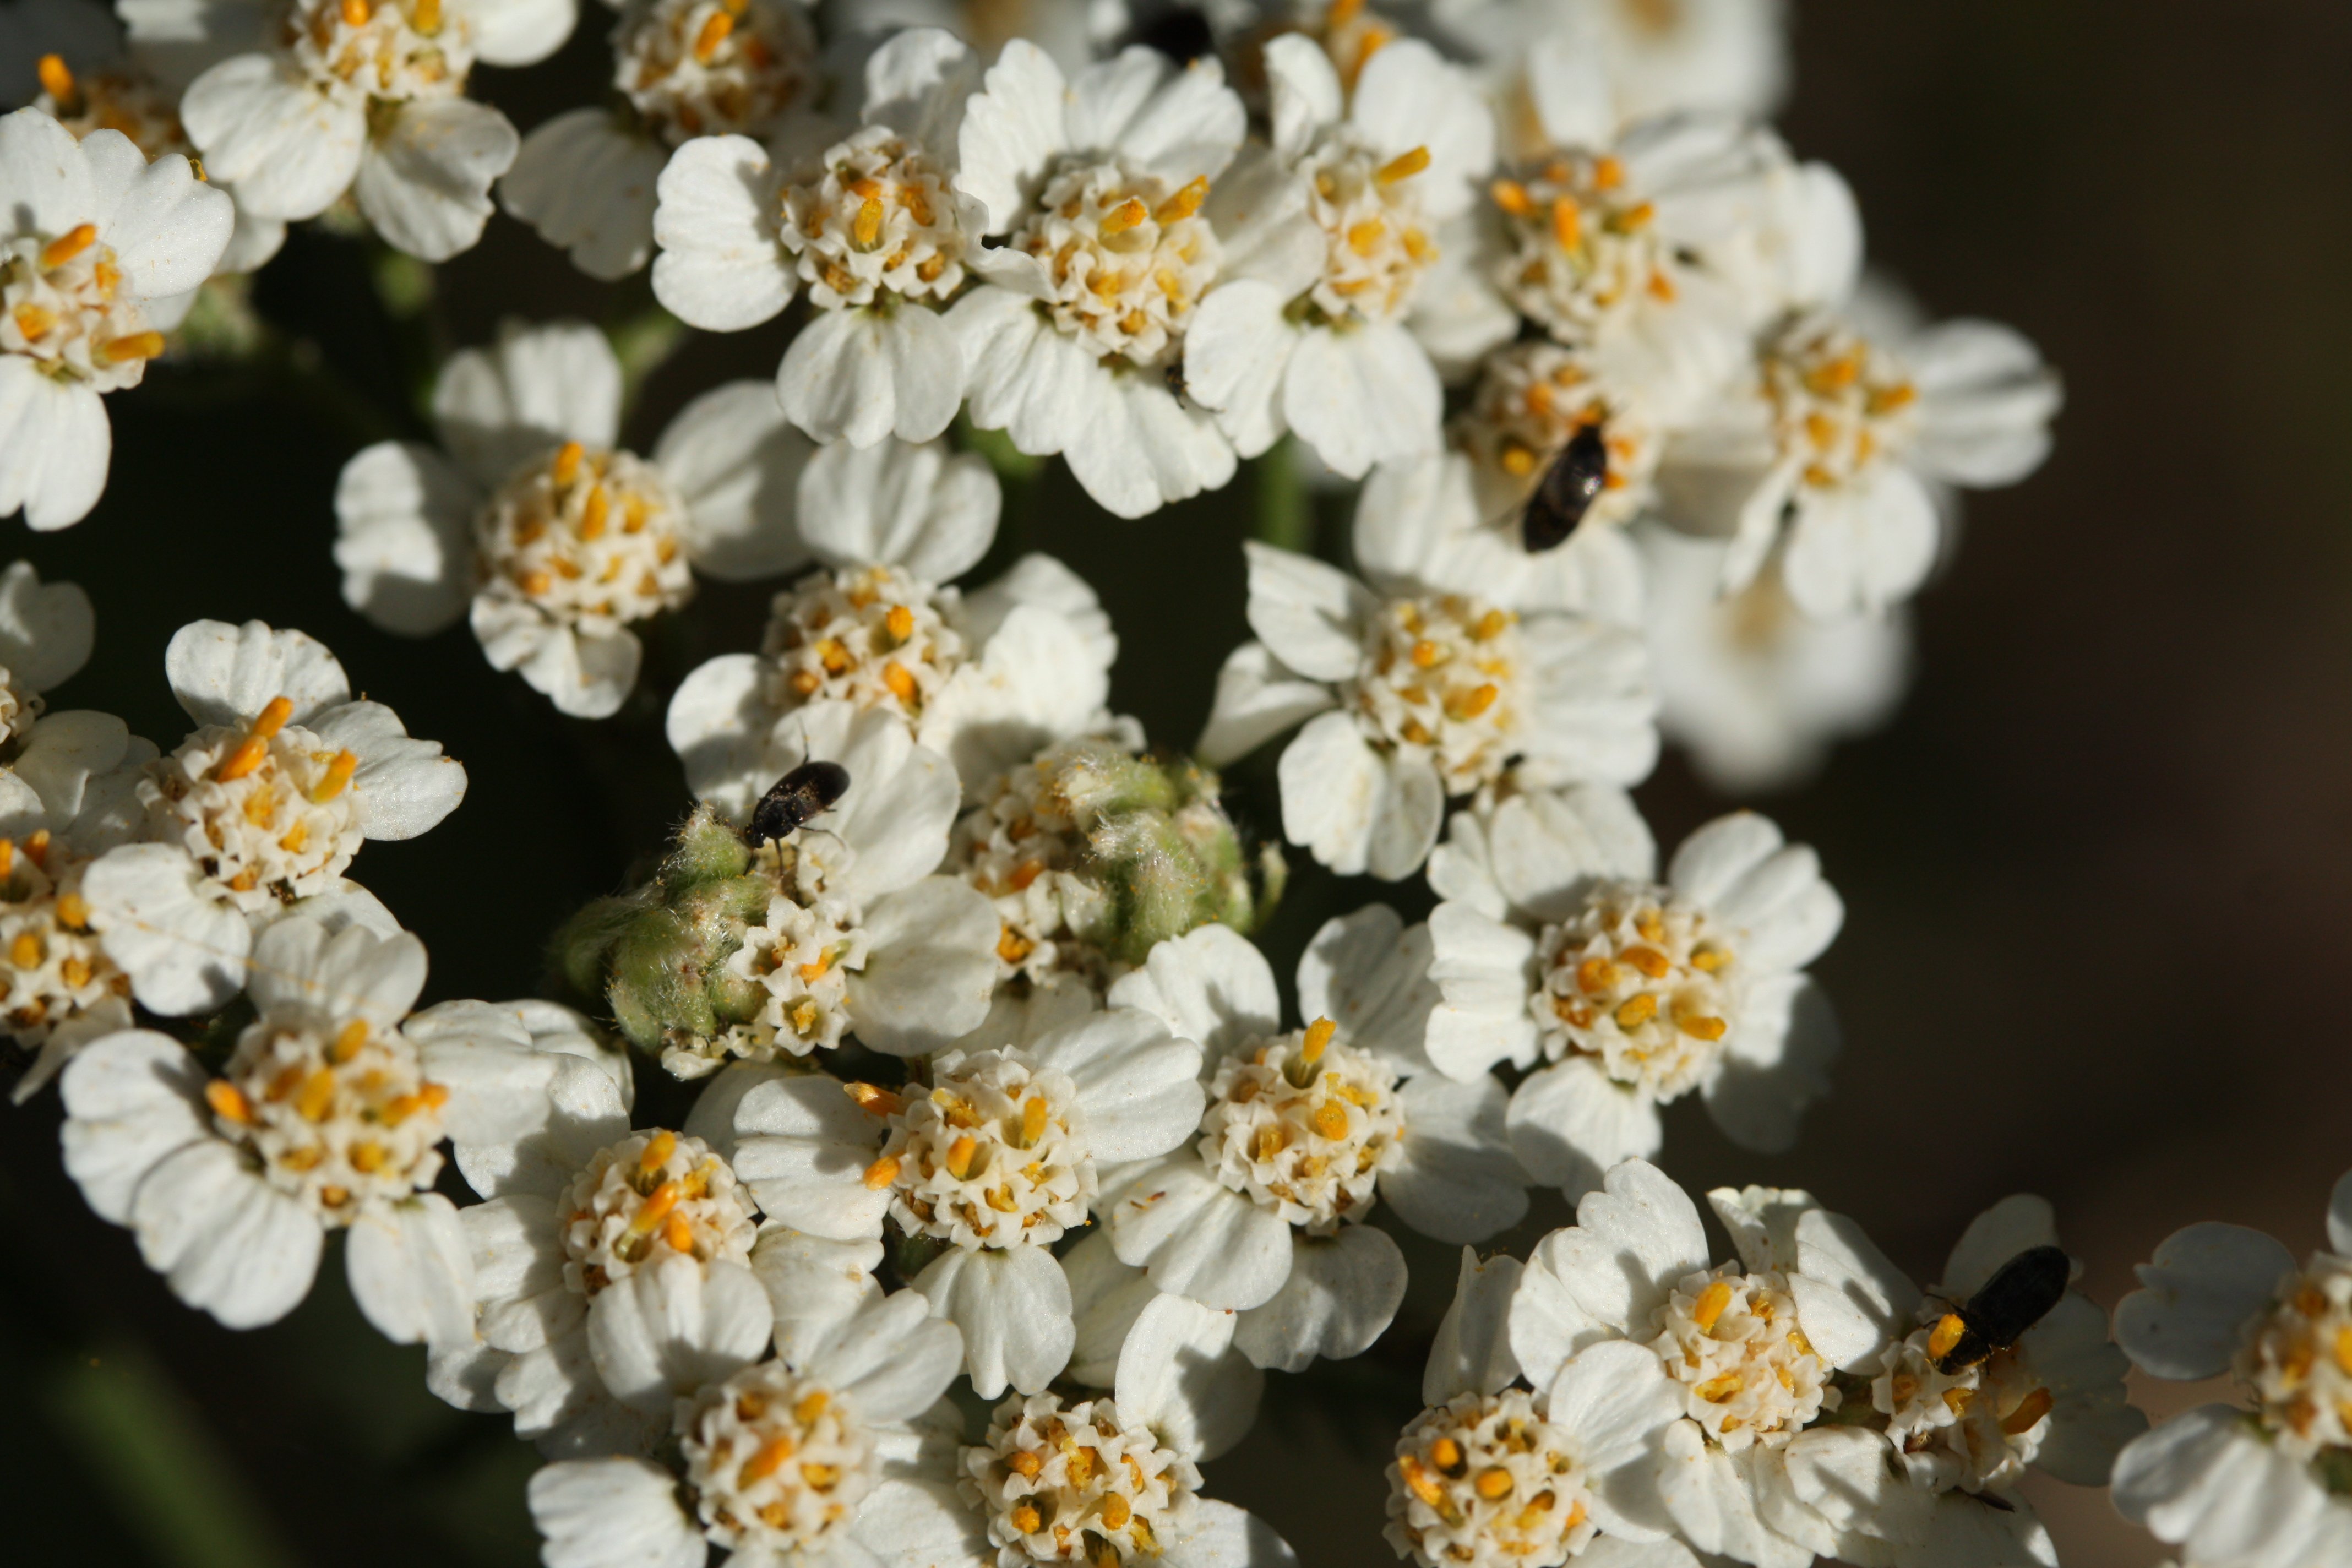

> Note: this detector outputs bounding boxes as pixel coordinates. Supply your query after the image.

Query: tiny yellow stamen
[1613,993,1657,1029]
[1473,1468,1513,1500]
[411,0,440,30]
[1309,1099,1349,1140]
[295,1069,338,1123]
[1099,1493,1131,1529]
[1550,195,1582,252]
[640,1130,677,1173]
[882,660,918,704]
[1926,1313,1968,1361]
[2001,1386,2053,1435]
[1676,1013,1727,1042]
[13,304,58,341]
[1099,197,1148,238]
[852,197,885,249]
[862,1155,900,1189]
[1010,1504,1043,1534]
[329,1019,369,1063]
[8,932,39,969]
[42,224,97,270]
[1347,217,1386,257]
[1692,1280,1734,1333]
[97,329,166,366]
[663,1210,695,1252]
[1592,155,1625,190]
[1377,146,1430,184]
[1694,1371,1744,1403]
[37,54,76,106]
[1302,1016,1336,1066]
[1489,178,1532,216]
[694,9,734,60]
[1020,1096,1049,1148]
[843,1081,903,1117]
[307,749,359,804]
[627,1180,682,1236]
[1446,683,1499,721]
[884,603,914,643]
[1398,1456,1445,1507]
[206,1081,252,1124]
[945,1134,978,1180]
[552,441,584,487]
[738,1434,796,1485]
[1155,176,1208,223]
[1428,1436,1464,1474]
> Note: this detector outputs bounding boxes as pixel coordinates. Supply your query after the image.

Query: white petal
[1531,1157,1708,1339]
[1240,541,1371,681]
[247,917,427,1030]
[1791,1207,1921,1371]
[91,138,232,297]
[1194,641,1335,769]
[332,441,477,635]
[1278,711,1434,880]
[730,1074,892,1240]
[847,875,1000,1053]
[803,1285,965,1423]
[58,1028,210,1224]
[1654,1422,1809,1568]
[1488,785,1657,922]
[469,0,576,66]
[352,97,516,260]
[1509,1246,1605,1397]
[82,842,252,1014]
[0,560,91,692]
[949,285,1095,456]
[0,358,107,530]
[651,134,792,330]
[1781,464,1940,618]
[2332,1170,2352,1256]
[1295,905,1436,1072]
[1345,40,1492,217]
[1424,902,1540,1081]
[1425,1246,1522,1406]
[1031,1006,1203,1164]
[748,1224,882,1370]
[1281,323,1440,480]
[1261,34,1339,162]
[1065,47,1243,186]
[780,304,964,448]
[346,1191,476,1346]
[1115,1291,1261,1460]
[850,1477,992,1568]
[502,110,667,281]
[179,56,361,219]
[955,40,1068,233]
[586,1253,772,1413]
[163,616,350,726]
[1182,281,1297,459]
[1157,1500,1295,1568]
[2116,1221,2297,1380]
[1505,1058,1663,1200]
[652,380,813,583]
[433,319,622,482]
[1105,924,1279,1061]
[915,1243,1073,1398]
[1700,972,1838,1155]
[1545,1340,1680,1522]
[1107,1158,1295,1311]
[1064,1228,1159,1387]
[1232,1225,1403,1374]
[795,437,1000,580]
[1906,319,2061,488]
[130,1138,323,1328]
[1060,369,1235,519]
[306,699,466,840]
[7,709,129,832]
[1940,1194,2061,1299]
[528,1457,706,1568]
[1383,1074,1527,1242]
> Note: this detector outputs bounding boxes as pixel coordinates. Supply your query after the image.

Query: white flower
[503,0,820,279]
[1640,526,1908,793]
[335,319,810,718]
[1441,0,1791,127]
[0,106,230,530]
[1656,287,2061,618]
[56,917,513,1336]
[651,26,987,445]
[75,618,462,1014]
[728,1001,1204,1396]
[23,6,290,273]
[1390,1244,1692,1568]
[945,40,1246,518]
[667,437,1119,795]
[1426,791,1838,1196]
[663,701,1001,1076]
[527,1277,968,1568]
[1181,34,1506,478]
[831,1291,1294,1568]
[1473,50,1843,425]
[2111,1170,2352,1568]
[417,1006,798,1457]
[175,0,574,260]
[1104,910,1528,1371]
[1197,542,1656,880]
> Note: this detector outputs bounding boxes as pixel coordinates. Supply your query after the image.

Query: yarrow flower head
[1425,788,1839,1196]
[1198,541,1656,880]
[2111,1170,2352,1568]
[526,1280,971,1568]
[667,437,1117,796]
[1389,1245,1684,1568]
[502,0,820,279]
[1640,525,1909,792]
[175,0,576,259]
[0,106,231,530]
[1446,0,1792,127]
[1181,33,1507,478]
[335,319,811,718]
[728,1001,1204,1395]
[1105,910,1528,1372]
[1656,282,2061,618]
[57,917,526,1336]
[945,40,1247,517]
[651,26,990,446]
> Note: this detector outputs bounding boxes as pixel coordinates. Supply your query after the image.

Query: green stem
[1254,435,1312,553]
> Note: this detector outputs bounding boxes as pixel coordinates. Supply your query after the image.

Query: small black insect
[1521,421,1610,553]
[1164,362,1190,403]
[1928,1244,2072,1375]
[745,761,850,845]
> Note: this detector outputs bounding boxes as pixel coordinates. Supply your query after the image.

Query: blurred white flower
[0,107,231,529]
[1439,0,1790,128]
[2111,1171,2352,1568]
[335,319,810,719]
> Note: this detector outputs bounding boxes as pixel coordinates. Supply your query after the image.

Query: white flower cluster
[6,7,2263,1568]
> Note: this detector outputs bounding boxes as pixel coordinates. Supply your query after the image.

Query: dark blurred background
[7,1,2350,1563]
